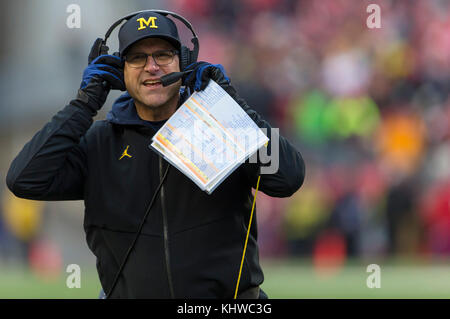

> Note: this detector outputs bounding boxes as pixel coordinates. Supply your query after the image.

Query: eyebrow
[126,51,145,56]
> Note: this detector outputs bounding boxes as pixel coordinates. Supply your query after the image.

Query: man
[6,11,305,298]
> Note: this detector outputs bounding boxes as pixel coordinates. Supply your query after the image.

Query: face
[124,37,181,111]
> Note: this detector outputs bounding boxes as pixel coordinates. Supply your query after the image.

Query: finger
[183,73,196,88]
[213,65,230,83]
[91,55,124,68]
[95,70,125,88]
[195,65,215,91]
[194,65,208,91]
[94,64,124,79]
[183,61,208,71]
[199,68,213,90]
[199,78,211,91]
[88,38,104,64]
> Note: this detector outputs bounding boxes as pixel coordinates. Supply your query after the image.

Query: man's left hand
[182,61,251,115]
[182,62,231,91]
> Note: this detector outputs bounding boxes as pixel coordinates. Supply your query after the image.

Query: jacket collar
[106,88,189,128]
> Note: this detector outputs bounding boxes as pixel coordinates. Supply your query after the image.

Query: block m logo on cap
[137,17,158,30]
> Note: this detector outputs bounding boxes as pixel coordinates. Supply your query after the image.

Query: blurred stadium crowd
[1,0,449,271]
[173,0,450,261]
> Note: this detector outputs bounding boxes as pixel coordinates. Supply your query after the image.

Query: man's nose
[143,55,160,72]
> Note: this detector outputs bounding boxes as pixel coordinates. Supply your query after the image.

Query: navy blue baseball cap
[118,12,181,56]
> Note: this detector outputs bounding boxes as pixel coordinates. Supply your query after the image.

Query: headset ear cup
[179,46,191,71]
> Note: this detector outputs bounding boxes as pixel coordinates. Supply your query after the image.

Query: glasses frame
[124,49,179,68]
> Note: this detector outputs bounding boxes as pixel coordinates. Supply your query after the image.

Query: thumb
[88,38,106,64]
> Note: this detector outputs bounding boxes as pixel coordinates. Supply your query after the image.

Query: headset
[98,9,200,86]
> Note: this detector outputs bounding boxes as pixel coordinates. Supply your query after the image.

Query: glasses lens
[126,53,147,68]
[153,50,175,66]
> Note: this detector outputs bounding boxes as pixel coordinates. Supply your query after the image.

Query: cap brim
[121,34,181,56]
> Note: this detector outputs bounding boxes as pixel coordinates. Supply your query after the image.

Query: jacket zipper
[160,156,175,298]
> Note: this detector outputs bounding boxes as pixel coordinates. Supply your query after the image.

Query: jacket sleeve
[6,101,94,201]
[237,95,305,198]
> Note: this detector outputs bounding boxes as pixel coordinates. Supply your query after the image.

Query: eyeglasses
[124,50,179,68]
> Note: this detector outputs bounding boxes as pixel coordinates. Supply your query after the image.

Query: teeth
[144,80,160,85]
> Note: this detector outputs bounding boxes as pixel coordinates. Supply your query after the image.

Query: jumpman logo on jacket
[119,145,132,160]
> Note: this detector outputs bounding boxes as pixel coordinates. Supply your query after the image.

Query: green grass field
[1,258,449,298]
[260,258,450,298]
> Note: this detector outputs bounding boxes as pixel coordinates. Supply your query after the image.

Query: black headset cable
[106,163,170,298]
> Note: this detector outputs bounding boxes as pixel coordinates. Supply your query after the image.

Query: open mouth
[143,79,162,88]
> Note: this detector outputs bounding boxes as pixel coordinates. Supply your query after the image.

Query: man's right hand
[76,38,126,112]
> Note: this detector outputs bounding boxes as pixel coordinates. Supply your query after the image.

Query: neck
[134,94,179,122]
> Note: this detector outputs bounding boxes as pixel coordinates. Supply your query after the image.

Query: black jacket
[6,90,305,298]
